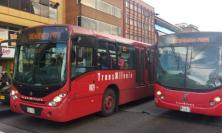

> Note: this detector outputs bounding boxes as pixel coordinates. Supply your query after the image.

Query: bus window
[97,49,108,69]
[108,49,117,69]
[71,36,95,78]
[118,44,135,69]
[108,43,117,69]
[96,40,116,70]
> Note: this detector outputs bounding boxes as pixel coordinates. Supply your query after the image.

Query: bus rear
[155,32,222,116]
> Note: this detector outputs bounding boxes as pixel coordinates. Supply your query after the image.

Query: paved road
[1,100,222,133]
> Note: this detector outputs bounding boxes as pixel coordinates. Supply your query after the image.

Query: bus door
[135,48,145,86]
[70,35,98,102]
[147,45,156,84]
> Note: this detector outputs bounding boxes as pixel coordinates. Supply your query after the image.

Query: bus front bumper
[155,98,222,116]
[10,99,70,122]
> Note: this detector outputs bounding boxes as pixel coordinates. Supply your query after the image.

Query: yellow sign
[10,33,17,46]
[0,95,5,100]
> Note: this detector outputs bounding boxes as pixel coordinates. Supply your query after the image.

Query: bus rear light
[48,93,67,107]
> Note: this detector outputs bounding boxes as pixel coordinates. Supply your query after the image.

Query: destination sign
[175,37,209,44]
[18,26,68,42]
[159,32,222,47]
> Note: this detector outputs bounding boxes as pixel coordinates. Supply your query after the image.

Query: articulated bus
[155,32,222,116]
[10,25,155,122]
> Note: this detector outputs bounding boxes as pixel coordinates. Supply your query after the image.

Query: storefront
[0,47,15,77]
[0,24,20,77]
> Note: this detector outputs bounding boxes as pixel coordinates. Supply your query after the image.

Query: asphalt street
[1,99,222,133]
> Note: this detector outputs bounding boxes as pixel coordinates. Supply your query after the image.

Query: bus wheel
[100,88,117,116]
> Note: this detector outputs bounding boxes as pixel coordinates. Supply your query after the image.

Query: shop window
[130,3,133,9]
[40,5,49,17]
[98,22,111,34]
[31,1,41,15]
[9,0,21,10]
[98,0,112,15]
[81,0,96,8]
[80,16,121,36]
[0,0,8,6]
[125,0,129,8]
[49,6,57,19]
[39,0,49,6]
[21,0,31,12]
[112,7,121,18]
[81,17,97,31]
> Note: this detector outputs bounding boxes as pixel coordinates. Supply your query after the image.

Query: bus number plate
[27,107,35,114]
[180,106,190,112]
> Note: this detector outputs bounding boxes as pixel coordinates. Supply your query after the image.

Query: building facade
[0,0,157,75]
[66,0,123,36]
[123,0,155,44]
[0,0,65,76]
[175,23,199,32]
[155,17,181,35]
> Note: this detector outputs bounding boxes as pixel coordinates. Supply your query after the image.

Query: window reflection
[158,44,222,91]
[41,4,49,17]
[0,0,8,6]
[186,46,222,90]
[79,16,121,36]
[0,0,57,19]
[158,47,187,88]
[80,0,122,18]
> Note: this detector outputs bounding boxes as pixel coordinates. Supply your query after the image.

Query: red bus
[155,32,222,116]
[10,25,155,122]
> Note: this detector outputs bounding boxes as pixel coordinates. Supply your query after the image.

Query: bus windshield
[14,42,67,86]
[158,42,222,92]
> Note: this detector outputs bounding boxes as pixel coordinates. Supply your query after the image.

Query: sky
[144,0,222,31]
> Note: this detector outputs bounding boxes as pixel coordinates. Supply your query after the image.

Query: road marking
[0,131,5,133]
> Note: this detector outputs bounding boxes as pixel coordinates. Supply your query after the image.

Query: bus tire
[100,88,117,117]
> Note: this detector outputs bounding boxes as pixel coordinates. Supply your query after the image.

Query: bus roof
[19,24,152,47]
[69,25,152,47]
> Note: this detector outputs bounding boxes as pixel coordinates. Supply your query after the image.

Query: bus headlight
[156,91,162,96]
[10,90,18,96]
[53,96,62,103]
[48,93,67,107]
[10,90,18,100]
[12,95,18,100]
[209,96,221,106]
[214,97,221,103]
